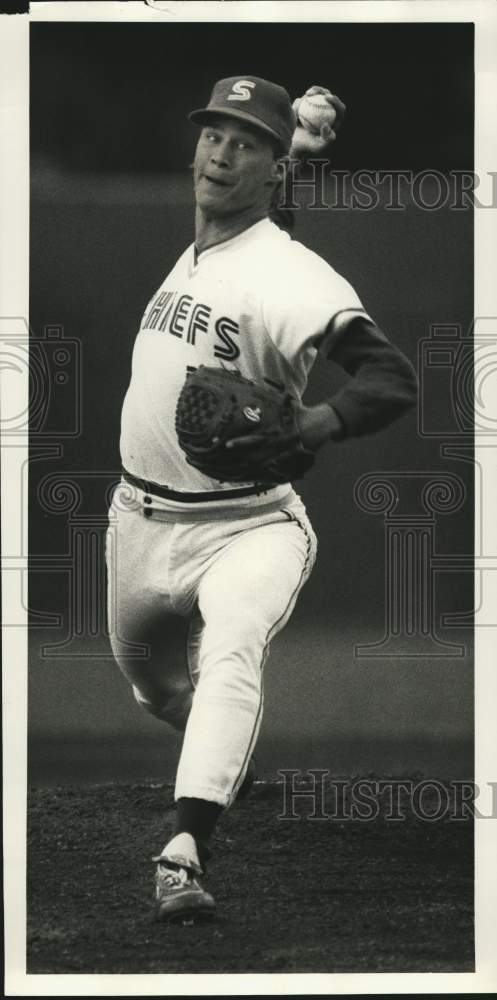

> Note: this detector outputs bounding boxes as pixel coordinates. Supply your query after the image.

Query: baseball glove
[175,366,315,485]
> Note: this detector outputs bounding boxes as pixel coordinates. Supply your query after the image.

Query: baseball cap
[189,76,296,154]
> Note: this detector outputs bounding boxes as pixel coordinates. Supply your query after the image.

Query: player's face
[193,117,283,217]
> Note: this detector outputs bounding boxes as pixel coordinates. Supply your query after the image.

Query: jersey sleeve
[260,240,370,364]
[325,316,419,436]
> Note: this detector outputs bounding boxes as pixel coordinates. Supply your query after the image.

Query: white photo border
[1,0,496,994]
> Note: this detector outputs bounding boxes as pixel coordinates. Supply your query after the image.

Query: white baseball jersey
[120,217,368,495]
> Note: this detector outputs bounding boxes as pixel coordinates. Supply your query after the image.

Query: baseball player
[106,76,418,922]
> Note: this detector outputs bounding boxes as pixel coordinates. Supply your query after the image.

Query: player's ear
[268,156,287,184]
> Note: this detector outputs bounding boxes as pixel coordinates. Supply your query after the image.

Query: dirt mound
[27,779,474,974]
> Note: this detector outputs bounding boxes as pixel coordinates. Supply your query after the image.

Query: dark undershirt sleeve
[323,316,419,437]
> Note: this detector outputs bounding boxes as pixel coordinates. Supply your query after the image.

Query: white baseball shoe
[153,832,216,923]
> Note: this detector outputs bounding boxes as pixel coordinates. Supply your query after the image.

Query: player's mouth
[202,174,233,189]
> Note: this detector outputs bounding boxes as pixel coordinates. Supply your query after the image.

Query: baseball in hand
[297,94,337,135]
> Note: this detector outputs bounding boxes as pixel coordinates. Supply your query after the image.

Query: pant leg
[106,491,195,731]
[175,507,317,807]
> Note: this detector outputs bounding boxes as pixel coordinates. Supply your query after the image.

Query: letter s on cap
[227,80,256,102]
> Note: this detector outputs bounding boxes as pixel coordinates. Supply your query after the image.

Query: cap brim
[189,106,287,149]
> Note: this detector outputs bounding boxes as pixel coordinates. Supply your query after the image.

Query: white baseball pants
[106,484,317,808]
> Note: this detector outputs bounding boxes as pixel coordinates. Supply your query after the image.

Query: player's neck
[194,205,268,255]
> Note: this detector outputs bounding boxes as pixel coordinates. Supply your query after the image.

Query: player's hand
[225,403,343,454]
[224,429,299,456]
[290,86,346,161]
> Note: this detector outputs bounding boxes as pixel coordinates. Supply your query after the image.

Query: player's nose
[210,138,233,168]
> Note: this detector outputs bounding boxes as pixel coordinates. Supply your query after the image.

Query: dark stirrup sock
[174,797,223,863]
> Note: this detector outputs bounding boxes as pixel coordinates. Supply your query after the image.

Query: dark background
[28,20,474,784]
[31,21,473,171]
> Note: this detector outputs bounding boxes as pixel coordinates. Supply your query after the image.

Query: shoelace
[157,864,191,888]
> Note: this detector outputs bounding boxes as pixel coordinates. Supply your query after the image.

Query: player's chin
[196,176,235,204]
[195,188,235,215]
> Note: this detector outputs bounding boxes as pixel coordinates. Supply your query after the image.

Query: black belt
[122,469,274,504]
